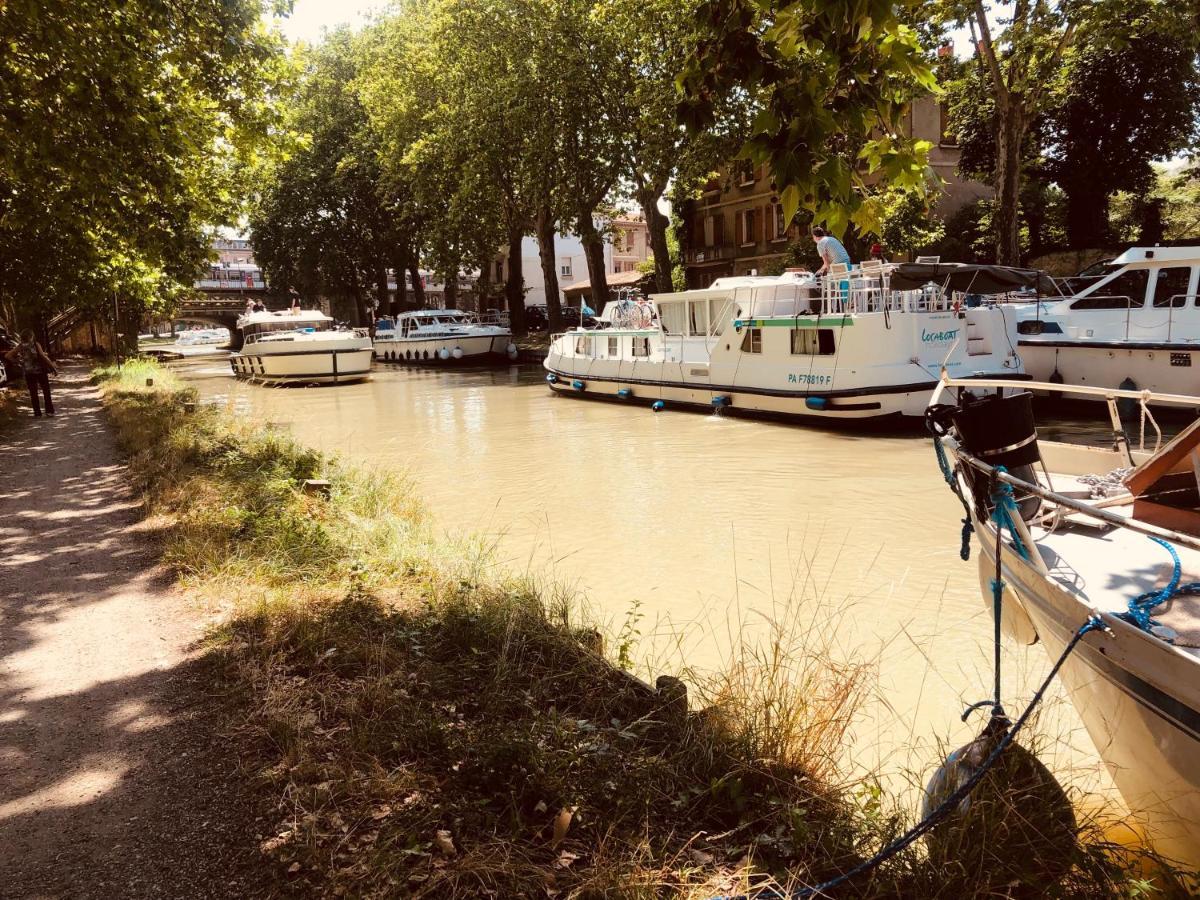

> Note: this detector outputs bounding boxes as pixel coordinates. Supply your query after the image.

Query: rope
[1118,535,1200,633]
[709,615,1109,900]
[988,468,1029,562]
[925,407,973,561]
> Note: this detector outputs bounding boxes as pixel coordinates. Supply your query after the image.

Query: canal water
[175,355,1121,800]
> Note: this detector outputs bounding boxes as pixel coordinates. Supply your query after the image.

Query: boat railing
[931,373,1200,458]
[948,443,1200,557]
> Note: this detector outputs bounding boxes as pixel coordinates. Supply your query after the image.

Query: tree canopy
[0,0,287,329]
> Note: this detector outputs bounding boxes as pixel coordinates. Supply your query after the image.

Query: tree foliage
[678,0,939,238]
[944,0,1200,258]
[0,0,286,329]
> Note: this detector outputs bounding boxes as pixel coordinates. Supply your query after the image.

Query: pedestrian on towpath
[4,330,59,417]
[811,226,852,276]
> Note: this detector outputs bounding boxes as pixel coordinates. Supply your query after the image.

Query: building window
[939,102,958,147]
[561,259,572,278]
[791,328,836,355]
[608,336,619,356]
[495,260,504,282]
[736,160,755,186]
[772,204,788,242]
[632,336,650,357]
[740,209,757,246]
[740,327,762,354]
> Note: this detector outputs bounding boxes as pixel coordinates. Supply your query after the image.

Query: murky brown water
[174,355,1121,798]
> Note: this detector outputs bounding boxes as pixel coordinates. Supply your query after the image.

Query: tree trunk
[443,264,458,309]
[505,225,527,336]
[993,107,1026,266]
[1139,198,1165,245]
[535,206,563,333]
[375,263,389,318]
[639,188,673,293]
[1064,185,1111,250]
[391,252,408,314]
[576,206,609,313]
[408,259,425,308]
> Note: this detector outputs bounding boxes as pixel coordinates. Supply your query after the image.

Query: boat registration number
[788,373,831,386]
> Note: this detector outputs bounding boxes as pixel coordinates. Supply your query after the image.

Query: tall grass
[94,361,1197,899]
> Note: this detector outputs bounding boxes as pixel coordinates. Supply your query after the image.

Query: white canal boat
[374,309,516,364]
[544,264,1033,421]
[929,376,1200,866]
[229,310,373,384]
[1016,245,1200,402]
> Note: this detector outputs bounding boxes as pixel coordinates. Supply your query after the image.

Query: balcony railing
[684,245,736,265]
[194,278,267,290]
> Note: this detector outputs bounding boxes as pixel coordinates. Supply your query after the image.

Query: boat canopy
[888,263,1057,295]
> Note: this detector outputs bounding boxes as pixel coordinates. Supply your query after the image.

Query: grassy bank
[95,360,1192,898]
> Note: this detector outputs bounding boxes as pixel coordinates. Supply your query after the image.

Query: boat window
[1070,295,1138,311]
[632,336,650,357]
[790,328,835,355]
[1152,267,1192,308]
[688,300,709,336]
[710,298,732,336]
[659,301,687,334]
[740,327,762,354]
[575,335,594,356]
[607,336,619,356]
[1088,267,1149,308]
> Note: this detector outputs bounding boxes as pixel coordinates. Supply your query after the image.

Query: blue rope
[988,469,1028,561]
[1117,536,1200,633]
[931,430,973,561]
[708,616,1108,900]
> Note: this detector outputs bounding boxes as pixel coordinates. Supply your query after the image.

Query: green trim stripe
[735,317,854,329]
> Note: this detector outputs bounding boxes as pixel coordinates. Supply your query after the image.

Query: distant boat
[1016,245,1200,402]
[544,263,1035,421]
[176,327,229,346]
[229,310,373,385]
[374,309,516,364]
[930,374,1200,866]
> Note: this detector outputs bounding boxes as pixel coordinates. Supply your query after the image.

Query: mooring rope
[925,408,973,561]
[1119,535,1200,633]
[708,615,1107,900]
[709,459,1106,900]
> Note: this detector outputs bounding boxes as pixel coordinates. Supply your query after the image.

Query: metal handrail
[936,374,1200,407]
[948,441,1200,555]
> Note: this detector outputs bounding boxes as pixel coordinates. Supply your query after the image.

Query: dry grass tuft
[94,361,1198,898]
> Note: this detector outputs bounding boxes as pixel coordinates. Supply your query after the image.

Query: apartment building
[680,97,987,289]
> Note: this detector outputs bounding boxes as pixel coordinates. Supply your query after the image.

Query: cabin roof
[1110,246,1200,266]
[237,310,330,326]
[397,309,467,318]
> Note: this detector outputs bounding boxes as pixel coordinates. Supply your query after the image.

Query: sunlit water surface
[174,355,1132,804]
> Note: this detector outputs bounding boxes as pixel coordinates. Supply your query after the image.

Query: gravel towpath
[0,369,268,899]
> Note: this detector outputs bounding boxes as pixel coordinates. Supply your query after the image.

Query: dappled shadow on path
[0,370,271,898]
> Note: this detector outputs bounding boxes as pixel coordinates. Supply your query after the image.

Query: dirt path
[0,368,269,899]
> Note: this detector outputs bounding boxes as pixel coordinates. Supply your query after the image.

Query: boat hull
[1020,341,1200,405]
[229,346,374,384]
[544,366,932,419]
[375,334,513,364]
[977,531,1200,866]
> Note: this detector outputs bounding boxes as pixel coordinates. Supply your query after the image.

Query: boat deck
[1033,506,1200,652]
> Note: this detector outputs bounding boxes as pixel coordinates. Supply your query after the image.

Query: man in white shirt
[811,226,851,275]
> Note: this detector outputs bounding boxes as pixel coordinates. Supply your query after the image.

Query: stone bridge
[178,291,289,350]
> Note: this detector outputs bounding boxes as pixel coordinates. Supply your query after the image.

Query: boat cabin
[1053,246,1200,313]
[238,310,333,343]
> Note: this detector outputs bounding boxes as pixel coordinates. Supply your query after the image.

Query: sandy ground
[0,369,269,898]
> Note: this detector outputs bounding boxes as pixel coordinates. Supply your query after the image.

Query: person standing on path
[4,330,59,416]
